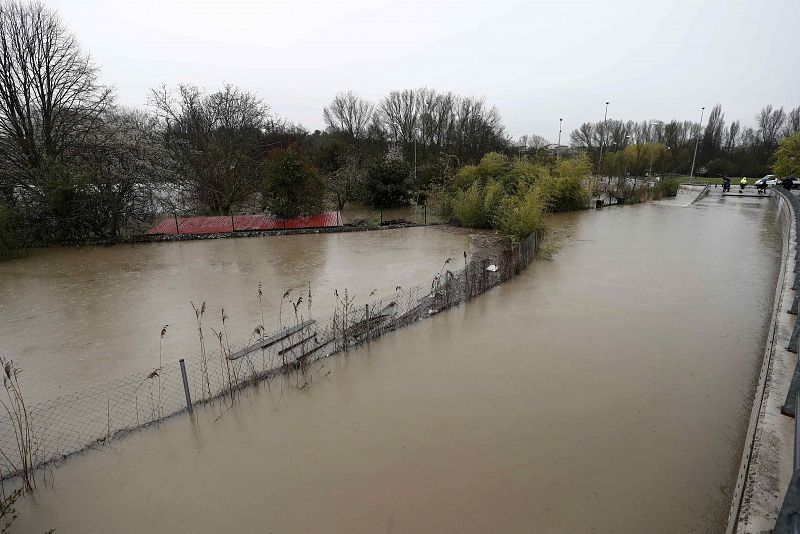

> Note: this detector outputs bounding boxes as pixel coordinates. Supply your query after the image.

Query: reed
[190,301,212,400]
[0,358,35,492]
[257,282,266,373]
[157,325,168,418]
[0,487,22,533]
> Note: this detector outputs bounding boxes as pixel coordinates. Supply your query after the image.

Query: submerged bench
[227,320,316,360]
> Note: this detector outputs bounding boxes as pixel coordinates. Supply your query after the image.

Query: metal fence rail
[0,232,540,480]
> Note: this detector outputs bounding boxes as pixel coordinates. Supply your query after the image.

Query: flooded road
[15,191,784,533]
[0,227,472,402]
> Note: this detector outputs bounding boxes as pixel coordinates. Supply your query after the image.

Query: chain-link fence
[0,232,540,480]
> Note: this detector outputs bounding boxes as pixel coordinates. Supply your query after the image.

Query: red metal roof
[146,212,342,236]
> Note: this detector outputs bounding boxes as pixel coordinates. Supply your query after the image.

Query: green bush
[452,182,489,228]
[547,175,590,212]
[363,155,411,209]
[262,147,325,218]
[482,179,505,224]
[502,159,549,193]
[705,158,735,177]
[442,152,593,241]
[496,185,547,241]
[656,177,680,197]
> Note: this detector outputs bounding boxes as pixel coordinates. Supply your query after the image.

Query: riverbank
[133,220,421,243]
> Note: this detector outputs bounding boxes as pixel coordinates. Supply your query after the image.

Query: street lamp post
[689,106,705,185]
[598,102,610,173]
[623,134,632,176]
[389,119,416,184]
[413,134,417,185]
[647,120,663,177]
[557,118,563,162]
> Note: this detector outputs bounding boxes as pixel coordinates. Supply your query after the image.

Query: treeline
[570,103,800,177]
[0,1,512,256]
[2,0,798,258]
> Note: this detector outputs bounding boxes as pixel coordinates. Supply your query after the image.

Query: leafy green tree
[364,155,411,209]
[705,158,735,177]
[774,134,800,177]
[262,148,325,218]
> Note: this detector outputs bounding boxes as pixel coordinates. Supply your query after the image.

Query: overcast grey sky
[50,0,799,142]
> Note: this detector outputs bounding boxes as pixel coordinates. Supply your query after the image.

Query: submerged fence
[0,232,540,480]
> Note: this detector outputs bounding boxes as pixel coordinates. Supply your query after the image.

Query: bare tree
[76,108,173,238]
[323,91,374,142]
[379,89,418,146]
[149,84,270,214]
[785,106,800,137]
[325,151,363,211]
[0,0,111,206]
[417,88,455,154]
[521,134,549,150]
[702,104,725,158]
[724,120,740,152]
[450,95,506,161]
[570,122,596,151]
[740,126,759,148]
[609,120,634,149]
[756,104,786,152]
[663,120,691,153]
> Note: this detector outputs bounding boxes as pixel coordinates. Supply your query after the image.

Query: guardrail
[690,183,711,204]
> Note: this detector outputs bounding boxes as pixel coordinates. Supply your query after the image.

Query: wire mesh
[0,231,540,479]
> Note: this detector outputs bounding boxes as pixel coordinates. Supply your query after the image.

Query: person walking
[723,175,731,192]
[739,176,747,193]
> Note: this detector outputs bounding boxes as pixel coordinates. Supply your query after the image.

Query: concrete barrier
[728,189,797,533]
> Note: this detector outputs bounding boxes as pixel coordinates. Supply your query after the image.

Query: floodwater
[0,227,472,403]
[14,190,784,533]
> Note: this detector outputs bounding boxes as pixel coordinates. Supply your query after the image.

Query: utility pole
[598,102,610,173]
[689,106,705,185]
[413,134,417,185]
[647,120,663,177]
[557,118,563,162]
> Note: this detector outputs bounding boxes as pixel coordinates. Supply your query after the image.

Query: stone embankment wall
[728,189,796,533]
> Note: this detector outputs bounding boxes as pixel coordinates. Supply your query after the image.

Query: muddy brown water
[13,190,785,533]
[0,226,473,403]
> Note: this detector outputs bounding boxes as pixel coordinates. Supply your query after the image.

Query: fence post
[464,251,469,301]
[365,304,370,342]
[179,359,193,413]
